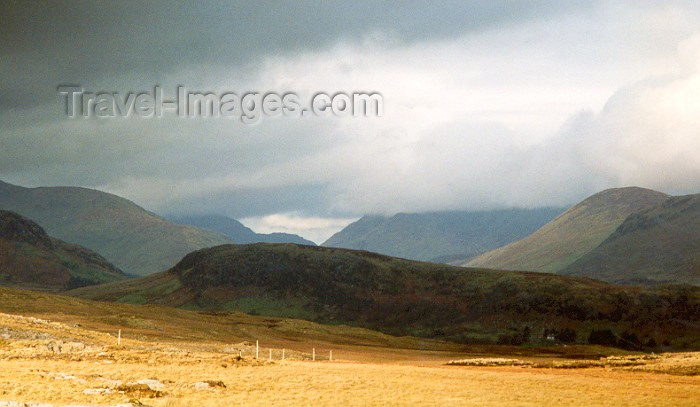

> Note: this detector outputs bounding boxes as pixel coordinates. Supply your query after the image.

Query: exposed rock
[82,388,115,395]
[193,382,210,390]
[134,379,164,391]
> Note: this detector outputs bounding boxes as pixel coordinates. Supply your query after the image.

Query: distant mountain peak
[562,193,700,285]
[576,186,669,207]
[169,214,316,246]
[466,187,670,273]
[323,208,564,263]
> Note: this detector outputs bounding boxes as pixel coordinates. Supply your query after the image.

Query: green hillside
[0,210,127,290]
[323,208,563,263]
[562,194,700,286]
[0,180,230,275]
[465,187,669,272]
[70,243,700,348]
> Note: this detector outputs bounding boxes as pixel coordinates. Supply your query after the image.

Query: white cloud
[240,213,358,244]
[564,54,700,192]
[212,10,700,214]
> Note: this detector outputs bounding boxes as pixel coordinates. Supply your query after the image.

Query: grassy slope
[0,286,458,352]
[465,187,669,273]
[0,180,230,276]
[323,208,563,263]
[563,194,700,286]
[70,243,700,348]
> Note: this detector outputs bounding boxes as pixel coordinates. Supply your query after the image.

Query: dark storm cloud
[0,0,592,213]
[0,0,588,111]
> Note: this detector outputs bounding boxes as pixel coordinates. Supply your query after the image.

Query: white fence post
[256,340,259,360]
[117,329,121,346]
[330,350,333,361]
[312,347,315,361]
[282,349,285,360]
[269,349,272,361]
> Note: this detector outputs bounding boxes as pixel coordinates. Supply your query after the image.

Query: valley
[0,288,698,407]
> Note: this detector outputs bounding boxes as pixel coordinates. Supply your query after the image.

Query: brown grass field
[0,288,699,406]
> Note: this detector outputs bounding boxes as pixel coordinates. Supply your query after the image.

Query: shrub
[497,327,531,346]
[588,329,617,347]
[557,328,577,343]
[619,331,643,350]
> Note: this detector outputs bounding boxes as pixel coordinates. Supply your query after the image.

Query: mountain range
[323,208,563,263]
[169,214,316,246]
[0,210,126,290]
[0,180,314,276]
[3,178,698,288]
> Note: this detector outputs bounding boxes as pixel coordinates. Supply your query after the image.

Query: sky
[1,0,700,243]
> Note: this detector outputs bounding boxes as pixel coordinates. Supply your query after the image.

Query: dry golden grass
[1,312,700,406]
[2,354,700,406]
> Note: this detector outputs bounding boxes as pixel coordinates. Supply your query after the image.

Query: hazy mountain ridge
[0,210,127,290]
[0,180,231,276]
[323,208,564,263]
[169,214,316,246]
[465,187,670,273]
[69,243,700,347]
